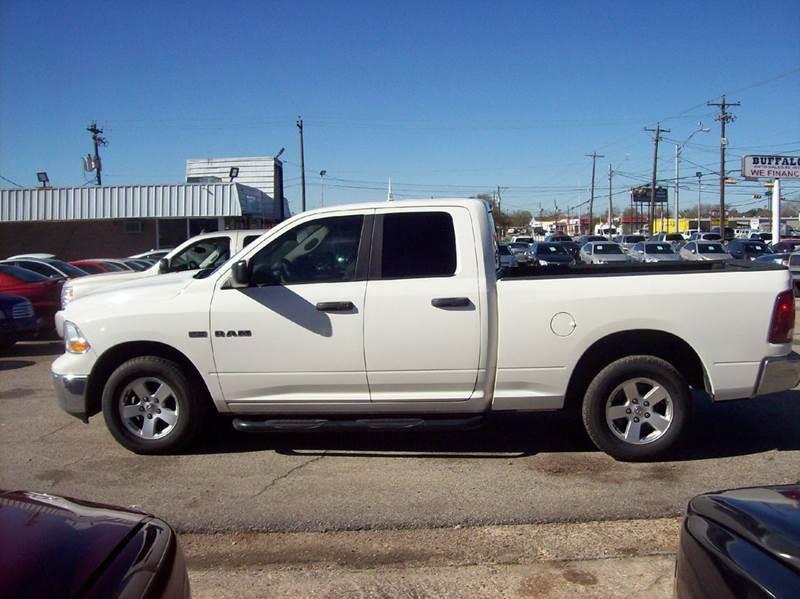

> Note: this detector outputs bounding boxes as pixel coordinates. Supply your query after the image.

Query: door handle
[431,297,471,308]
[315,301,355,312]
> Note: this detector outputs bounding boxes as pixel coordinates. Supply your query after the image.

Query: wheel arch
[563,329,708,411]
[85,341,213,418]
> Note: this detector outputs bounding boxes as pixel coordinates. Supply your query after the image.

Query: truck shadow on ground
[192,390,800,462]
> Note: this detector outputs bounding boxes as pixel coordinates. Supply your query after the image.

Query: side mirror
[158,258,169,273]
[231,260,249,288]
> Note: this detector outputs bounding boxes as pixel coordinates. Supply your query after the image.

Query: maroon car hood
[0,490,146,597]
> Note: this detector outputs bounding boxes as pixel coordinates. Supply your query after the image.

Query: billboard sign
[742,155,800,180]
[630,186,668,204]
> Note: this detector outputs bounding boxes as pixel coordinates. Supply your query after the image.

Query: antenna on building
[387,177,393,202]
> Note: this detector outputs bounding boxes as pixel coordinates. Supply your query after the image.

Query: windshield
[699,243,725,254]
[508,243,529,251]
[624,236,645,243]
[0,264,49,282]
[645,244,674,254]
[744,243,769,254]
[170,237,231,272]
[536,243,567,255]
[704,233,722,240]
[47,260,89,277]
[593,244,623,255]
[514,237,533,243]
[664,234,683,241]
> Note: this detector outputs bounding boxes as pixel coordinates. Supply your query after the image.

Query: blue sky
[1,0,798,215]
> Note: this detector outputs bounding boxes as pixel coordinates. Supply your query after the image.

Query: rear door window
[379,212,456,279]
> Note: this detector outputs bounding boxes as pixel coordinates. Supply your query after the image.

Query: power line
[0,174,23,187]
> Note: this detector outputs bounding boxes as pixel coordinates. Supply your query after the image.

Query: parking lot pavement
[185,518,679,598]
[1,340,800,535]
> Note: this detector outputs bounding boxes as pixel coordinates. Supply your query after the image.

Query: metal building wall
[185,156,276,196]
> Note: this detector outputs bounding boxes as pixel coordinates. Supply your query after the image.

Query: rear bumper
[53,372,90,422]
[753,352,800,397]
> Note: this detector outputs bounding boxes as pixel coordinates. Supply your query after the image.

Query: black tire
[101,356,210,454]
[0,339,16,353]
[581,355,691,461]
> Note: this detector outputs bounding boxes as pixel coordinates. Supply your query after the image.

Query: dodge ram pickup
[52,199,800,460]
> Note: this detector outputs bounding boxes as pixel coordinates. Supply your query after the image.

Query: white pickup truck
[52,199,800,460]
[55,229,266,335]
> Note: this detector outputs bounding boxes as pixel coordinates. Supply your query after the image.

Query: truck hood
[64,271,197,322]
[66,267,157,301]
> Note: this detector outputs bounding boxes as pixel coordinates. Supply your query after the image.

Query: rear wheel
[582,356,690,461]
[101,356,209,454]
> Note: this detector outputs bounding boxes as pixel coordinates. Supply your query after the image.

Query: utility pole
[607,163,613,239]
[86,122,107,186]
[707,96,740,235]
[696,172,703,232]
[644,123,670,235]
[296,116,306,212]
[319,170,327,207]
[496,185,503,215]
[585,152,604,235]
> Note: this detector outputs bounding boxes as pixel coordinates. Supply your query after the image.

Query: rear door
[363,207,481,402]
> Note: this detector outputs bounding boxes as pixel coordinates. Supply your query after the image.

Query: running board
[231,415,485,433]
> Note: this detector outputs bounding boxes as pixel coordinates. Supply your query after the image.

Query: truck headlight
[61,283,74,309]
[64,321,90,354]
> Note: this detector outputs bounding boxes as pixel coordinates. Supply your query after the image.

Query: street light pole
[696,172,703,233]
[675,124,710,236]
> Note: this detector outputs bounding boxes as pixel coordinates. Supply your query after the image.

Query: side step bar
[232,415,485,433]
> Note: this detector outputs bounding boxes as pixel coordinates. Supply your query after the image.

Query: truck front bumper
[53,373,90,422]
[753,352,800,397]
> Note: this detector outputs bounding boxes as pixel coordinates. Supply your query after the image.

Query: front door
[210,212,372,406]
[363,207,482,402]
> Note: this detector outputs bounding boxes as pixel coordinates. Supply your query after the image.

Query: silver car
[613,234,647,252]
[679,241,732,262]
[629,242,683,263]
[497,244,519,269]
[579,241,631,264]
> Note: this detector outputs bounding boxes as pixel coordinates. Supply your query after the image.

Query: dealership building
[0,156,288,260]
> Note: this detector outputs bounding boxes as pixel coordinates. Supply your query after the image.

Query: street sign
[742,155,800,179]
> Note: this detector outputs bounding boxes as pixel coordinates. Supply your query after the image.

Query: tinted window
[699,243,725,254]
[632,243,644,252]
[625,236,645,243]
[665,234,683,241]
[703,233,722,241]
[170,237,230,272]
[243,234,261,248]
[498,245,511,256]
[101,261,127,271]
[75,263,103,274]
[0,264,49,282]
[744,243,768,254]
[791,255,800,266]
[47,260,88,277]
[536,243,566,255]
[382,212,456,278]
[594,244,623,255]
[250,215,363,285]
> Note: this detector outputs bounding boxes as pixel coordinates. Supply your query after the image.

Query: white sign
[742,155,800,179]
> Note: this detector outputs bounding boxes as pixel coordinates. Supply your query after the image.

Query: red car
[69,259,128,274]
[0,265,62,330]
[770,240,800,254]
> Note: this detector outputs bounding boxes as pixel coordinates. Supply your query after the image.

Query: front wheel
[101,356,209,454]
[581,356,691,461]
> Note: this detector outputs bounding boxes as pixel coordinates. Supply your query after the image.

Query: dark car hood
[0,490,147,597]
[688,484,800,574]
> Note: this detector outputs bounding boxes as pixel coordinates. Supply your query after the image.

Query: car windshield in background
[47,260,88,277]
[537,244,567,255]
[664,234,683,241]
[645,244,674,254]
[699,243,725,254]
[704,233,722,240]
[593,244,623,254]
[0,264,49,282]
[745,243,768,254]
[625,236,645,243]
[508,243,529,251]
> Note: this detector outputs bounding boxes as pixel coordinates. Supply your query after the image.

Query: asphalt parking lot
[2,339,799,534]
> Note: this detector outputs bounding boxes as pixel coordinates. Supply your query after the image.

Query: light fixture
[274,147,285,160]
[229,167,239,181]
[36,171,49,188]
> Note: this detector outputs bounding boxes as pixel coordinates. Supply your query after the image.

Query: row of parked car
[0,250,169,351]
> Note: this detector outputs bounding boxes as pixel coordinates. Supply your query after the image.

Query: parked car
[674,484,800,599]
[574,235,607,246]
[69,259,129,274]
[651,232,686,250]
[629,242,683,263]
[56,229,267,336]
[527,242,575,266]
[0,265,63,330]
[507,242,533,265]
[579,241,631,264]
[710,226,735,241]
[0,258,88,280]
[727,239,772,261]
[53,198,800,462]
[613,234,646,252]
[497,244,518,269]
[754,253,789,266]
[129,249,172,261]
[0,489,190,598]
[771,240,800,254]
[556,240,582,263]
[6,253,57,260]
[510,236,534,244]
[689,232,722,242]
[679,241,732,262]
[544,233,572,242]
[749,232,773,242]
[0,293,36,351]
[125,259,155,271]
